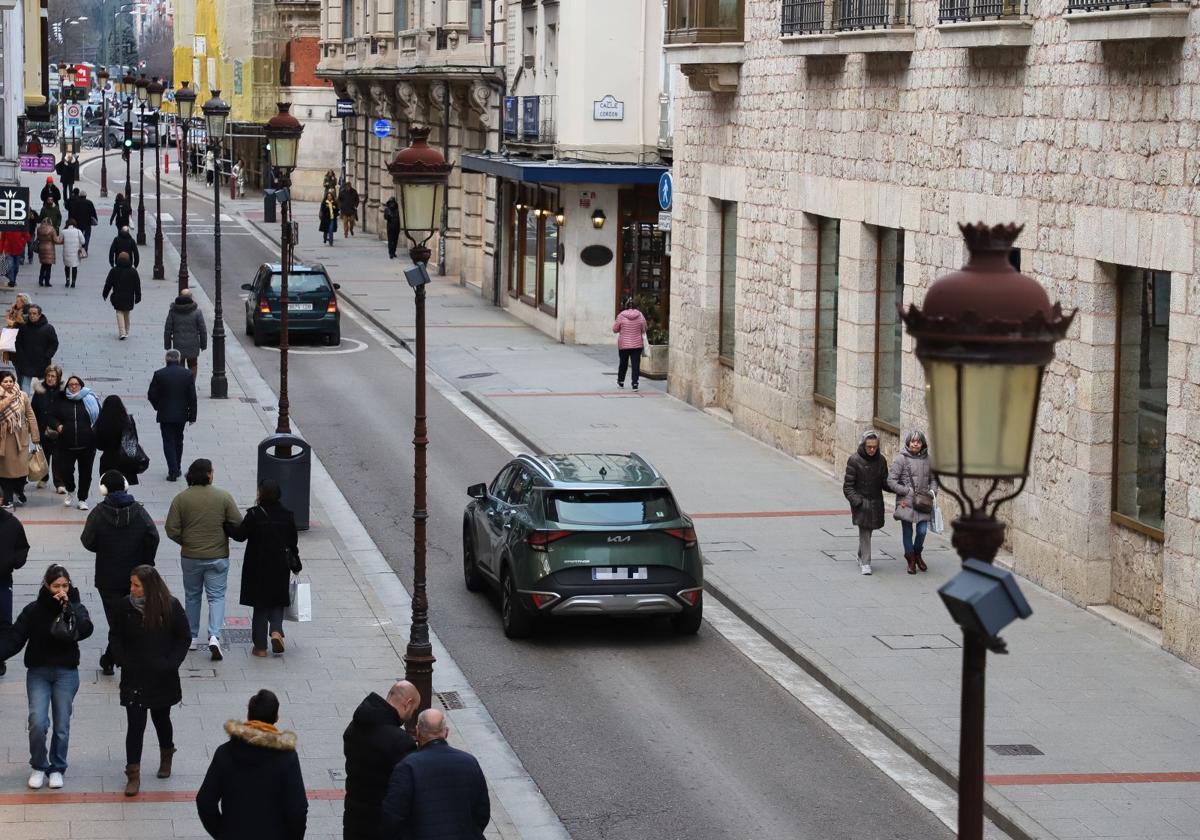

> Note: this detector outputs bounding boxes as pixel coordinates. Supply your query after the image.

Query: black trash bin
[263,189,277,224]
[257,434,311,530]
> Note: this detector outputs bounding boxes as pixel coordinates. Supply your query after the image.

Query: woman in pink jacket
[612,297,648,391]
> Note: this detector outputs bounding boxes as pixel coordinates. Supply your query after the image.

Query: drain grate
[875,634,960,650]
[239,397,258,404]
[459,372,497,380]
[989,744,1044,756]
[436,691,466,710]
[182,668,217,678]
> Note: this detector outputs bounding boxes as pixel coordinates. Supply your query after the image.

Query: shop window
[523,0,537,69]
[395,0,409,32]
[1113,267,1169,537]
[343,0,355,40]
[814,216,839,404]
[874,227,904,432]
[719,201,738,364]
[508,205,521,296]
[522,210,539,301]
[469,0,485,40]
[541,218,559,313]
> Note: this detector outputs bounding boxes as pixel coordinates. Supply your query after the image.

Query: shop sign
[336,98,355,118]
[19,155,56,173]
[194,35,207,56]
[657,211,671,232]
[593,94,624,121]
[72,66,90,89]
[0,188,31,232]
[373,119,392,138]
[578,190,596,209]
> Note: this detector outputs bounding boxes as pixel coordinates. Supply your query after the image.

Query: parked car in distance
[462,453,704,638]
[242,262,341,346]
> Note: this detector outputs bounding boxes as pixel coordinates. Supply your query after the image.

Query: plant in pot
[634,294,669,380]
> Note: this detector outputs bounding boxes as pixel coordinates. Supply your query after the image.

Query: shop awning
[461,154,668,185]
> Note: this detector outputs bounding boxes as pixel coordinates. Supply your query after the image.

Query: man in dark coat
[338,183,360,237]
[0,505,30,676]
[196,689,308,840]
[81,470,160,675]
[103,253,142,339]
[383,197,401,259]
[15,305,60,394]
[108,226,140,268]
[72,190,98,251]
[343,681,420,839]
[843,430,889,576]
[147,350,197,481]
[163,289,208,377]
[381,708,490,840]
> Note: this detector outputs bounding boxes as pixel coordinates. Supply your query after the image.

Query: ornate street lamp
[147,78,165,280]
[203,90,231,399]
[98,69,110,197]
[264,102,304,437]
[900,222,1074,840]
[174,82,197,291]
[386,125,453,721]
[135,75,149,246]
[122,72,136,204]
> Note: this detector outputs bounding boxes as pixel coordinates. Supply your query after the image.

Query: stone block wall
[668,0,1200,663]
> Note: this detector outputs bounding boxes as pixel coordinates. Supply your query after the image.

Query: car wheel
[324,326,341,347]
[252,324,264,347]
[245,317,253,337]
[463,526,484,593]
[671,596,703,635]
[501,566,534,639]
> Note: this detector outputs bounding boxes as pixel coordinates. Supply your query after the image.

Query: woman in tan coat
[0,369,39,511]
[35,220,62,288]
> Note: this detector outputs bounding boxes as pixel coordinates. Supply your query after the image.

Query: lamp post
[264,103,304,436]
[57,64,68,156]
[147,78,165,281]
[900,222,1074,840]
[98,69,109,197]
[135,75,148,246]
[174,82,197,291]
[203,91,231,399]
[387,125,453,720]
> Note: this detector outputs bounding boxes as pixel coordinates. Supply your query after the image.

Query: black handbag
[906,461,934,514]
[49,606,77,642]
[120,417,151,475]
[258,507,302,573]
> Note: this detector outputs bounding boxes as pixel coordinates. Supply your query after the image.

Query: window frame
[507,185,560,313]
[394,0,410,33]
[718,201,738,367]
[343,0,355,40]
[872,226,904,435]
[468,0,485,40]
[813,215,839,408]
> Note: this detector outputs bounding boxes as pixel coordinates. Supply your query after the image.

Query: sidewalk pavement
[200,177,1200,840]
[0,166,565,838]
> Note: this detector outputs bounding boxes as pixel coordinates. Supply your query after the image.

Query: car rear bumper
[521,566,701,617]
[252,316,337,335]
[550,592,683,615]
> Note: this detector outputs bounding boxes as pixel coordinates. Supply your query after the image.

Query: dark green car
[463,453,704,638]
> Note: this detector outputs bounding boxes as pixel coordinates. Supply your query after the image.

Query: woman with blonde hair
[0,370,39,511]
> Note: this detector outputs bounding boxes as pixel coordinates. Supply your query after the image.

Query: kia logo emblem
[606,536,631,543]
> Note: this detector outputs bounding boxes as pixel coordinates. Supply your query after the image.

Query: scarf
[66,387,100,426]
[243,720,279,735]
[130,595,146,614]
[0,387,26,437]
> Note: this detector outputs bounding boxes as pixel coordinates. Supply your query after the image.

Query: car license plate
[287,303,312,311]
[592,567,648,581]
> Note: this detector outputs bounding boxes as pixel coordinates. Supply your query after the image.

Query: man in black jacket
[196,689,308,840]
[381,708,490,840]
[80,470,159,675]
[0,505,29,676]
[343,680,420,839]
[15,305,60,394]
[108,226,140,268]
[147,350,197,481]
[72,190,98,251]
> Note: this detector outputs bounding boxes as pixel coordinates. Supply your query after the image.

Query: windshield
[547,489,679,526]
[267,273,330,295]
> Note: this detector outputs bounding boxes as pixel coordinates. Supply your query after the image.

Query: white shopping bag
[284,577,312,622]
[931,493,946,535]
[0,327,17,353]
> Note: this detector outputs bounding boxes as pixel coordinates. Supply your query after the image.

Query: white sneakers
[48,772,63,789]
[28,770,45,789]
[189,637,200,651]
[860,563,873,576]
[208,636,223,661]
[63,494,72,507]
[77,501,88,511]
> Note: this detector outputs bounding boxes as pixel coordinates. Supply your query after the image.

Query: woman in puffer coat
[887,430,934,575]
[60,218,86,288]
[32,365,64,491]
[35,219,62,288]
[842,430,889,576]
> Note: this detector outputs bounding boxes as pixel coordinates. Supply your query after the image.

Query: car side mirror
[240,283,253,291]
[467,483,487,500]
[333,283,341,290]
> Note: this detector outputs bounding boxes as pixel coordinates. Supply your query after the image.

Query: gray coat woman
[887,430,933,574]
[162,293,207,362]
[842,430,888,575]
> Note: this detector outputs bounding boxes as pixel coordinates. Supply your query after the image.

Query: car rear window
[546,489,678,525]
[267,273,330,294]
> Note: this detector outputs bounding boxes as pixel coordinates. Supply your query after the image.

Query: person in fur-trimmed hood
[887,430,934,575]
[842,429,889,576]
[196,689,308,840]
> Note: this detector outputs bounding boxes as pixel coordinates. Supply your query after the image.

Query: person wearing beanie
[107,224,139,268]
[81,470,159,676]
[39,177,61,206]
[163,289,207,379]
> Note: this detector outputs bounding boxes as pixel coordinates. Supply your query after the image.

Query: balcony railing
[1067,0,1165,9]
[666,0,745,44]
[503,95,555,145]
[939,0,1026,22]
[781,0,911,33]
[782,0,826,33]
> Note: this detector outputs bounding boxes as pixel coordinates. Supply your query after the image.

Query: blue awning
[461,154,668,185]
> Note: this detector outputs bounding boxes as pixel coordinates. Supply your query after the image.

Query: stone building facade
[666,0,1200,664]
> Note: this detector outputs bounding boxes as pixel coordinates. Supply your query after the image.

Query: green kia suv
[463,453,704,638]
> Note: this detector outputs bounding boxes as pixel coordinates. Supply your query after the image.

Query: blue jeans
[27,666,80,773]
[182,556,229,640]
[18,375,32,394]
[901,520,928,554]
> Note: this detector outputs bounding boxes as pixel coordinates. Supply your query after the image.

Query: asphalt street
[156,188,955,840]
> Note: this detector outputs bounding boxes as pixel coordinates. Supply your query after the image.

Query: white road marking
[260,337,368,355]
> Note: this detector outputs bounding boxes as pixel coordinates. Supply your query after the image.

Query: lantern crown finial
[960,221,1022,254]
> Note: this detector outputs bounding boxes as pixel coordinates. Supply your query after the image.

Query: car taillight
[665,527,697,548]
[677,587,702,607]
[258,297,270,314]
[527,530,572,551]
[529,592,560,609]
[326,295,337,314]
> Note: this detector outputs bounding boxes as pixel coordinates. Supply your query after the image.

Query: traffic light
[123,121,133,146]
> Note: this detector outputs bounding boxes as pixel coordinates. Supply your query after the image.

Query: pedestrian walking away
[60,218,86,288]
[343,680,420,840]
[82,470,160,676]
[53,375,100,510]
[338,182,360,237]
[103,252,142,339]
[147,349,197,481]
[843,430,889,575]
[384,196,401,259]
[0,503,30,677]
[24,206,39,265]
[109,564,190,796]
[381,708,491,840]
[887,430,934,575]
[94,396,147,486]
[0,224,31,287]
[38,197,61,233]
[0,371,40,510]
[31,366,64,492]
[73,190,98,251]
[63,188,79,224]
[15,305,59,393]
[39,177,61,207]
[318,190,338,246]
[613,296,648,391]
[56,153,79,196]
[35,217,62,288]
[224,479,300,657]
[108,225,140,268]
[110,193,132,230]
[0,564,94,790]
[164,288,207,378]
[195,689,308,840]
[165,458,242,660]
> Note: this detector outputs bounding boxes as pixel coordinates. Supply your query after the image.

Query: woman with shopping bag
[224,479,300,657]
[0,370,40,511]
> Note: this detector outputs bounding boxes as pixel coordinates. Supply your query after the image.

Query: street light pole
[122,73,134,205]
[203,91,231,399]
[98,69,109,198]
[146,79,165,281]
[174,83,197,292]
[135,75,148,246]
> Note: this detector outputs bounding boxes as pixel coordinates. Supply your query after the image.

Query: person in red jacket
[0,227,31,288]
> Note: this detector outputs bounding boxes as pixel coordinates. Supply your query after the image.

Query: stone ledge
[664,43,746,92]
[935,18,1033,48]
[1065,7,1190,41]
[835,27,916,53]
[780,33,841,56]
[1088,604,1164,647]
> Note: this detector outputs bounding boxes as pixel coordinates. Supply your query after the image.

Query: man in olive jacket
[842,430,889,576]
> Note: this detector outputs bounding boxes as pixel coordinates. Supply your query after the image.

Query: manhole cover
[459,372,496,380]
[590,423,617,429]
[874,634,960,650]
[704,541,755,553]
[989,744,1044,756]
[436,691,466,710]
[86,376,122,382]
